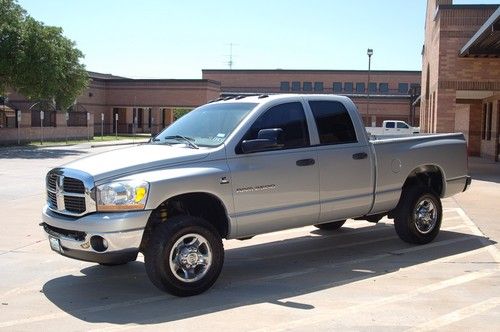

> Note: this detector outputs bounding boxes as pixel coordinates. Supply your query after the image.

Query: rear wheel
[144,215,224,297]
[394,186,442,244]
[314,220,346,231]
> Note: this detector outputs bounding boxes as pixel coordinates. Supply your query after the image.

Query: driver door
[226,101,320,237]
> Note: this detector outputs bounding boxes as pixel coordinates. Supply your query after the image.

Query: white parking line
[406,297,500,332]
[93,268,499,332]
[252,270,499,332]
[453,207,500,264]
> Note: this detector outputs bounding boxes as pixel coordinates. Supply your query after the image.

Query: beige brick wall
[421,1,500,160]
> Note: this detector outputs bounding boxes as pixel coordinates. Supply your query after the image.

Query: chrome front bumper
[41,205,152,264]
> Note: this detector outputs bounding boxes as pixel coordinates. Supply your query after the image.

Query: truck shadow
[42,223,495,325]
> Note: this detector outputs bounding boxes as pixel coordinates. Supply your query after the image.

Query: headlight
[96,180,149,211]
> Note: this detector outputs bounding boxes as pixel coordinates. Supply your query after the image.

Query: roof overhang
[456,90,497,100]
[460,7,500,58]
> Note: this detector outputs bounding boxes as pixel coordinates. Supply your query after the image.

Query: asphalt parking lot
[0,144,499,331]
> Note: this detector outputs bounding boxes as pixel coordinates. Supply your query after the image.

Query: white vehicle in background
[366,120,420,136]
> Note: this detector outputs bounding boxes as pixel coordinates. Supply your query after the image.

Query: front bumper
[41,205,152,264]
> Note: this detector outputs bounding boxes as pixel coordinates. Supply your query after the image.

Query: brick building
[1,72,220,143]
[202,69,421,127]
[1,69,421,144]
[421,0,500,160]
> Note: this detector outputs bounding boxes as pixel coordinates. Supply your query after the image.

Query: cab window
[241,102,309,151]
[308,100,357,145]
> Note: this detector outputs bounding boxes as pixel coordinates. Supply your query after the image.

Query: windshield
[152,102,257,147]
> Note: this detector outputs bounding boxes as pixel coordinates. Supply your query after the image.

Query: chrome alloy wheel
[413,198,437,234]
[169,233,212,283]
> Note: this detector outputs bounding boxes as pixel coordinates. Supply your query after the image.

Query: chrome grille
[63,177,85,194]
[46,168,96,217]
[47,191,57,207]
[64,196,86,214]
[47,173,57,191]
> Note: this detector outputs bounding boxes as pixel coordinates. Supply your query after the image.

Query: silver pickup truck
[42,94,471,296]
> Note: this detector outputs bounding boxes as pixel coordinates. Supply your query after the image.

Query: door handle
[296,158,315,166]
[352,152,368,160]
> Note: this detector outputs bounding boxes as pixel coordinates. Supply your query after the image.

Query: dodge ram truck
[42,94,471,296]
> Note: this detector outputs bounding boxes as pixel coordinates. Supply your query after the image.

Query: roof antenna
[227,43,236,70]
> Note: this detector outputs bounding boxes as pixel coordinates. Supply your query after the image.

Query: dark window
[398,83,409,94]
[31,110,56,127]
[487,102,492,141]
[379,83,389,93]
[137,108,143,127]
[386,121,395,128]
[314,82,324,92]
[67,112,88,127]
[333,82,342,93]
[482,104,487,140]
[344,82,353,93]
[308,100,357,145]
[148,108,152,128]
[397,122,409,129]
[291,81,301,91]
[280,81,290,91]
[243,102,309,150]
[356,82,365,93]
[303,82,312,91]
[368,82,377,93]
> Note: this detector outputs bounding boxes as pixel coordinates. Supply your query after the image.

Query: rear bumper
[41,206,151,264]
[444,175,472,197]
[463,175,472,192]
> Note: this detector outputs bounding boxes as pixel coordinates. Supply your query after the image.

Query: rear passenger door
[308,100,373,222]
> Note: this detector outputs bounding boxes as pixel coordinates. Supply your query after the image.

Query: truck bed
[368,133,469,215]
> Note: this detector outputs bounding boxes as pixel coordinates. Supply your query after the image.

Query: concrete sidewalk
[453,157,500,249]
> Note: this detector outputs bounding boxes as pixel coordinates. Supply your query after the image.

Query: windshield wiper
[162,135,199,149]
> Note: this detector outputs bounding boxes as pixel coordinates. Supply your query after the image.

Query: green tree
[173,108,192,121]
[0,0,88,109]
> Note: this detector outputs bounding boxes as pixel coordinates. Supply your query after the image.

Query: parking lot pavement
[0,146,499,331]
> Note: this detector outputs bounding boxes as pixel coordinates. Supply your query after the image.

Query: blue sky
[17,0,500,79]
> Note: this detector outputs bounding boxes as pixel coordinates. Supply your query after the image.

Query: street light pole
[367,48,373,127]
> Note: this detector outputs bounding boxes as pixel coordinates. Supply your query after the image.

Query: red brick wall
[202,69,420,94]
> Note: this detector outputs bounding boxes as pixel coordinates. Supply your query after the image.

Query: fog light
[90,236,108,252]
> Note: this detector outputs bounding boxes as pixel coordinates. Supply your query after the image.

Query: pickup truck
[366,120,420,136]
[42,94,471,296]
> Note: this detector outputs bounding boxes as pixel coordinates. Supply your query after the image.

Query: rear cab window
[308,101,357,145]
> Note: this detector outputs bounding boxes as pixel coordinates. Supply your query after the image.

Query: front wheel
[144,215,224,296]
[394,186,442,244]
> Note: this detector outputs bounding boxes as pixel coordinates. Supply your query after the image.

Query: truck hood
[62,144,210,182]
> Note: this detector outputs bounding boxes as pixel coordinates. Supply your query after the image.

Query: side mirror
[241,128,284,153]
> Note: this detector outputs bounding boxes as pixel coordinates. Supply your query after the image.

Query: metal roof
[460,6,500,58]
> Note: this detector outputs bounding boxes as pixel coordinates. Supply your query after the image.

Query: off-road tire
[144,215,224,297]
[394,185,442,244]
